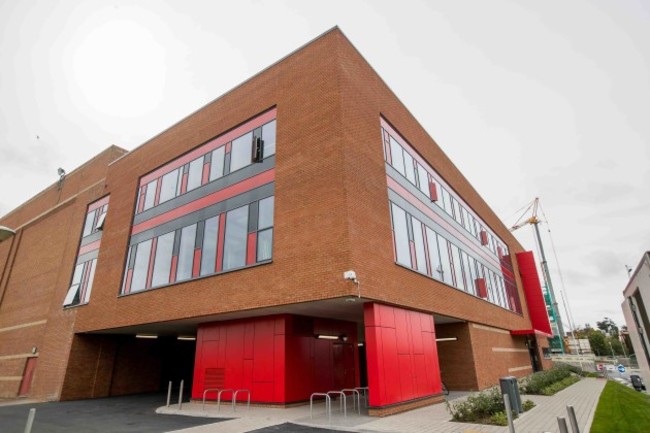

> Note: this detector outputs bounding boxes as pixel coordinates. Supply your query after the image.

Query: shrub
[522,399,536,411]
[449,387,509,425]
[540,375,580,395]
[489,411,508,426]
[520,365,580,395]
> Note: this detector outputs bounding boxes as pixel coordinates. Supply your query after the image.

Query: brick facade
[0,28,552,412]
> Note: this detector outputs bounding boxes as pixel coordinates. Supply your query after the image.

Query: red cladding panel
[475,278,488,298]
[246,232,257,265]
[364,303,442,408]
[515,251,553,335]
[480,230,489,246]
[428,181,438,202]
[192,248,201,278]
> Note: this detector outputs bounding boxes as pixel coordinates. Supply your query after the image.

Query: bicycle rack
[341,388,361,414]
[232,389,251,412]
[310,393,331,423]
[354,386,369,408]
[326,390,347,417]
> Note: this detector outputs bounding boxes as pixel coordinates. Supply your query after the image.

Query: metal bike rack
[310,393,331,423]
[354,386,369,407]
[216,389,234,411]
[326,390,347,417]
[341,388,361,414]
[202,388,221,410]
[232,389,251,412]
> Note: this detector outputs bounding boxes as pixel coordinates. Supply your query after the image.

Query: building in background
[622,251,650,386]
[0,28,552,415]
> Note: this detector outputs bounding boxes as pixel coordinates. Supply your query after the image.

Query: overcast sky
[1,0,648,331]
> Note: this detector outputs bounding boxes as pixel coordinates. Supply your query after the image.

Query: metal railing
[309,393,331,423]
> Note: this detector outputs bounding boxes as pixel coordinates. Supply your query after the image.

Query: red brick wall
[0,147,125,400]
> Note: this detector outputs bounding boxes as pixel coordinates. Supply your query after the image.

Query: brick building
[0,28,552,415]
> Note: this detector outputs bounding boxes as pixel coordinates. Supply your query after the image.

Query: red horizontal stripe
[88,196,110,212]
[140,108,276,185]
[132,169,275,235]
[78,239,101,256]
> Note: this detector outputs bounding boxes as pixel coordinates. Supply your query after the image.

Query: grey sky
[1,0,648,330]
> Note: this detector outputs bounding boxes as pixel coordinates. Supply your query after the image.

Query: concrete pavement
[161,377,607,433]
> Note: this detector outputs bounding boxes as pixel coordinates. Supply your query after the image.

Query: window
[389,137,405,176]
[416,164,429,197]
[441,188,453,216]
[159,169,180,204]
[63,263,84,306]
[262,120,276,157]
[187,157,203,192]
[257,229,273,262]
[210,147,225,181]
[152,232,175,287]
[258,196,274,229]
[438,237,453,286]
[461,252,476,295]
[425,227,442,281]
[450,243,466,291]
[223,205,249,270]
[200,216,219,276]
[391,203,411,267]
[177,224,197,281]
[403,151,417,185]
[411,217,427,274]
[230,132,253,173]
[131,239,152,293]
[82,210,97,237]
[143,179,157,211]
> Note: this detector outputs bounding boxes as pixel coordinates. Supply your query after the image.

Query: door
[18,357,37,397]
[333,343,355,389]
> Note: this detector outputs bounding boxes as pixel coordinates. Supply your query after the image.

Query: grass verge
[590,380,650,433]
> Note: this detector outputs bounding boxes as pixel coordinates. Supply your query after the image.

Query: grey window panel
[159,169,180,204]
[130,183,274,246]
[152,231,175,287]
[230,131,253,173]
[82,210,97,237]
[391,203,411,268]
[411,217,427,274]
[262,120,276,157]
[79,231,102,247]
[177,224,197,281]
[389,137,405,176]
[130,239,152,293]
[223,205,249,271]
[258,196,274,230]
[76,249,100,265]
[248,201,259,233]
[200,216,219,276]
[134,155,275,225]
[187,157,204,192]
[210,147,225,181]
[257,228,273,262]
[143,179,157,211]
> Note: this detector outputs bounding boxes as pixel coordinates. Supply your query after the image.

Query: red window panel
[480,230,489,246]
[124,269,134,294]
[180,171,189,195]
[216,213,226,272]
[145,237,158,289]
[137,186,146,213]
[225,142,232,154]
[192,248,202,278]
[169,255,178,284]
[154,177,163,206]
[428,181,438,202]
[475,278,488,298]
[409,240,417,270]
[246,232,257,265]
[202,161,210,185]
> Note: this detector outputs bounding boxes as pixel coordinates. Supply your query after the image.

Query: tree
[596,317,619,338]
[587,329,608,356]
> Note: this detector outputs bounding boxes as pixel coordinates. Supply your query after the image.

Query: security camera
[343,270,357,281]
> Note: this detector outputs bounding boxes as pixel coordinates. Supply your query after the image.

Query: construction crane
[510,198,566,353]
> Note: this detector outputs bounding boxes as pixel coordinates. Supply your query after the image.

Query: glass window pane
[144,179,157,210]
[187,158,203,192]
[63,284,80,306]
[438,236,453,286]
[452,198,462,224]
[210,147,225,181]
[262,120,276,157]
[450,243,466,291]
[391,203,411,267]
[257,228,273,262]
[425,227,442,281]
[441,188,453,216]
[177,224,197,281]
[258,196,274,230]
[403,151,416,185]
[230,132,253,173]
[82,210,96,237]
[223,205,249,271]
[389,137,405,176]
[159,169,180,204]
[411,217,427,273]
[200,216,219,276]
[461,252,476,296]
[417,164,429,197]
[152,232,175,287]
[83,259,97,303]
[131,239,152,293]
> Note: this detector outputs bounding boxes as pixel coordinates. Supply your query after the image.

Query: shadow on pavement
[0,393,227,433]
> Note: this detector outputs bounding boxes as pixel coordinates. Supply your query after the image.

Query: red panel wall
[515,251,553,335]
[364,303,441,407]
[192,314,358,403]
